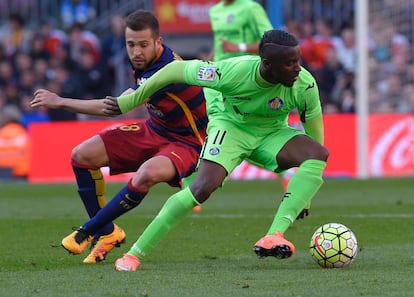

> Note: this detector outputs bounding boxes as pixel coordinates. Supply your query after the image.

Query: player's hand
[31,89,62,109]
[220,38,239,53]
[103,96,122,116]
[296,208,309,220]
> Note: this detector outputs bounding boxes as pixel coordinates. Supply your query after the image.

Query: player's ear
[155,36,163,47]
[261,58,272,69]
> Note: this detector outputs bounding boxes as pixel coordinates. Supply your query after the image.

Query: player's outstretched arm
[116,61,187,113]
[31,89,116,117]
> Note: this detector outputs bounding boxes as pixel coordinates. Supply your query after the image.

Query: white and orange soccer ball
[309,222,358,268]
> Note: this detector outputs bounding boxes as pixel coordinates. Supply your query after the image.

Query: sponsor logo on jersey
[226,14,235,24]
[146,103,165,117]
[197,66,216,81]
[305,82,315,91]
[208,147,220,156]
[137,77,148,86]
[268,97,283,110]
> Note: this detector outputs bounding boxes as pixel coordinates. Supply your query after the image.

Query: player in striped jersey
[31,10,207,263]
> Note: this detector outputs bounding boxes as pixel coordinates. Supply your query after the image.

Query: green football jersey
[209,0,273,61]
[183,56,322,130]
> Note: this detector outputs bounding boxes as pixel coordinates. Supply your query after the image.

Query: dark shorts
[99,122,200,187]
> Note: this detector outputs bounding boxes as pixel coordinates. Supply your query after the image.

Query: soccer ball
[309,222,358,268]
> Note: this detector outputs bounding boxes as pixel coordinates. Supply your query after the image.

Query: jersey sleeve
[183,60,222,88]
[249,3,273,38]
[297,72,324,144]
[298,77,322,123]
[117,61,187,113]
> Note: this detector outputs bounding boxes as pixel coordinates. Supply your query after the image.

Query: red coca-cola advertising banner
[153,0,215,33]
[368,114,414,176]
[27,114,413,183]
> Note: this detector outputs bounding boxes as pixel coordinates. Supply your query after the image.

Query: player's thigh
[248,127,303,173]
[156,142,201,187]
[100,122,164,175]
[202,118,255,174]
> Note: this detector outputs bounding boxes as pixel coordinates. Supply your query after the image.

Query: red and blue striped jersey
[132,45,207,150]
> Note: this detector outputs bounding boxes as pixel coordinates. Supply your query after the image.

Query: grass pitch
[0,178,413,297]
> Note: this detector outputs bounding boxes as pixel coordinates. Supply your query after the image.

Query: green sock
[181,172,197,188]
[128,187,199,259]
[267,159,326,235]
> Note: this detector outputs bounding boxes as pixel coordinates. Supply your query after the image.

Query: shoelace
[73,227,90,244]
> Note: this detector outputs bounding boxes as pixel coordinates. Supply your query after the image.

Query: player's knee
[71,145,87,164]
[132,168,160,190]
[313,145,329,162]
[190,180,218,203]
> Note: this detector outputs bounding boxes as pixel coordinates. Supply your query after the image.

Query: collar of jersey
[255,65,275,89]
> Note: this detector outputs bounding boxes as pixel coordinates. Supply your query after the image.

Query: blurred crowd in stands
[1,0,414,179]
[285,14,414,114]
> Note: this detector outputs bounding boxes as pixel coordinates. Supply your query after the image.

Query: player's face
[263,45,301,87]
[125,27,162,71]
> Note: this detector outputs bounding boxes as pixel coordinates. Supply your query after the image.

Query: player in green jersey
[184,0,273,207]
[103,29,329,271]
[207,0,296,192]
[209,0,273,61]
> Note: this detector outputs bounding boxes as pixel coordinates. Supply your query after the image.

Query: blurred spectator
[32,58,50,87]
[308,18,340,71]
[368,87,388,113]
[331,71,355,112]
[397,83,414,113]
[67,22,101,65]
[295,20,316,70]
[19,92,50,129]
[369,16,409,64]
[0,89,7,109]
[335,24,356,73]
[0,43,5,60]
[29,33,51,61]
[13,52,36,95]
[60,0,94,29]
[38,20,68,56]
[314,47,345,109]
[0,59,19,104]
[45,66,79,121]
[100,13,128,95]
[0,104,31,178]
[73,45,108,100]
[48,42,77,71]
[338,88,356,113]
[17,71,36,95]
[14,51,32,72]
[376,73,403,110]
[0,13,32,56]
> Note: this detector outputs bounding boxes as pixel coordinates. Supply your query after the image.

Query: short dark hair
[125,9,160,37]
[259,29,298,56]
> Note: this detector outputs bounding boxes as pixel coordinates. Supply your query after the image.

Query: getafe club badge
[197,66,216,81]
[268,97,283,110]
[208,147,220,156]
[226,14,235,24]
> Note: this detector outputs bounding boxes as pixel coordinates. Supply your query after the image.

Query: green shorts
[200,116,304,175]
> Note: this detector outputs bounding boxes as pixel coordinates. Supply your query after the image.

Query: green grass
[0,178,413,297]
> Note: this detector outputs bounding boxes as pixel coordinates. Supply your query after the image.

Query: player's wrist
[238,43,247,52]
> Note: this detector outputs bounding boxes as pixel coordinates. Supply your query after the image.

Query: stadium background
[0,0,413,182]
